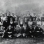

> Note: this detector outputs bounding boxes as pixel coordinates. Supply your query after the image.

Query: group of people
[1,15,43,38]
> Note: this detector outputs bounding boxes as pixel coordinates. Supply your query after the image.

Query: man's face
[20,19,23,24]
[33,18,35,21]
[9,25,11,30]
[29,19,31,21]
[5,17,8,21]
[15,17,17,21]
[28,21,32,26]
[29,26,32,29]
[25,18,27,22]
[10,18,13,21]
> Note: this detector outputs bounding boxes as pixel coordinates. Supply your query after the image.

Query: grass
[0,38,44,44]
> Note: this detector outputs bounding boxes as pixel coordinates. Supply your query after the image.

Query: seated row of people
[2,16,43,38]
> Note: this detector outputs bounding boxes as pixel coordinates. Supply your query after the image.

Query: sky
[0,0,44,16]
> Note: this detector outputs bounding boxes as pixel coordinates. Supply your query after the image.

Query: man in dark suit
[3,25,14,38]
[34,25,43,38]
[26,24,33,38]
[3,17,8,30]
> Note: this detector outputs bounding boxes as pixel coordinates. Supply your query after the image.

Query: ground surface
[0,38,44,44]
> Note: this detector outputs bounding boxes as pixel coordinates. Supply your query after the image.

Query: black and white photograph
[0,0,44,44]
